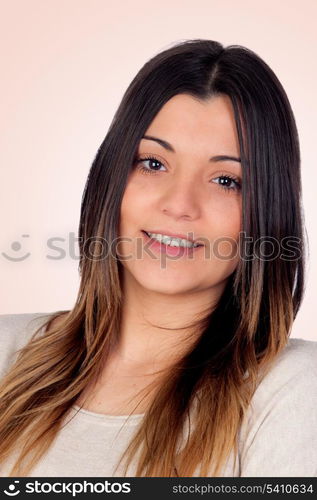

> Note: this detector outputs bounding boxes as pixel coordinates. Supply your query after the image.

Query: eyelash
[134,155,242,192]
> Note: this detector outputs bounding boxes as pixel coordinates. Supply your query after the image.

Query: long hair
[0,39,306,476]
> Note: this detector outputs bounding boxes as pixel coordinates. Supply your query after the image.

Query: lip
[141,230,203,257]
[142,229,204,246]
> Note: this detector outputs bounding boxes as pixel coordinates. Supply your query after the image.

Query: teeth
[147,232,200,248]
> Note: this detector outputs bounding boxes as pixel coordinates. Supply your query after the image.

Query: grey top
[0,312,316,477]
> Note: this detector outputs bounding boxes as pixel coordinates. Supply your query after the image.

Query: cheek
[205,200,242,260]
[119,184,141,229]
[119,178,156,232]
[207,197,242,237]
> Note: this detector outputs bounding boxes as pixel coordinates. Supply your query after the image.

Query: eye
[134,155,166,175]
[212,174,241,192]
[133,155,241,192]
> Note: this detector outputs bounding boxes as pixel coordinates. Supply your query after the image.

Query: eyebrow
[142,135,241,163]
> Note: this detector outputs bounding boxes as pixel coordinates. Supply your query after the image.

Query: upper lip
[143,229,204,245]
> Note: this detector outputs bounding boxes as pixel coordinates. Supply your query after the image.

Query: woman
[0,39,316,477]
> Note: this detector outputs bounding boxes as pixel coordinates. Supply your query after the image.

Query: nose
[159,173,201,220]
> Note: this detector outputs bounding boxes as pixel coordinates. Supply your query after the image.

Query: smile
[142,231,204,257]
[145,231,201,248]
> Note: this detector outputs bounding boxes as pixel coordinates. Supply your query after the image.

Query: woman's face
[118,93,242,296]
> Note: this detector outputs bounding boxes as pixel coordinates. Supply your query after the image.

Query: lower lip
[141,231,203,257]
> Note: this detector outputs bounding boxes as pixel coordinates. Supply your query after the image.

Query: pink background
[0,0,316,340]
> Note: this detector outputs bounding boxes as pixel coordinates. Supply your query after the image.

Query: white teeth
[146,232,200,248]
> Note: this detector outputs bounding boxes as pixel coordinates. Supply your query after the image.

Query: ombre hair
[0,39,305,476]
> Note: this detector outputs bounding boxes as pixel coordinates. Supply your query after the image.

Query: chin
[135,274,198,296]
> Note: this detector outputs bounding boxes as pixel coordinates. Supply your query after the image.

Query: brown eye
[211,174,241,192]
[135,155,166,175]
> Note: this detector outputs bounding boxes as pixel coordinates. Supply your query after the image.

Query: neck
[113,271,227,370]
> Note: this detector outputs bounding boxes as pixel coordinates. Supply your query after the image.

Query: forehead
[143,93,240,155]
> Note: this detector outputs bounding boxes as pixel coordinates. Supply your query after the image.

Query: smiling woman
[0,38,316,478]
[118,94,242,296]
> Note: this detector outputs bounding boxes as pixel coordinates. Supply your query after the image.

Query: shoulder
[255,337,316,396]
[0,312,52,378]
[239,337,317,476]
[271,336,317,373]
[247,337,317,418]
